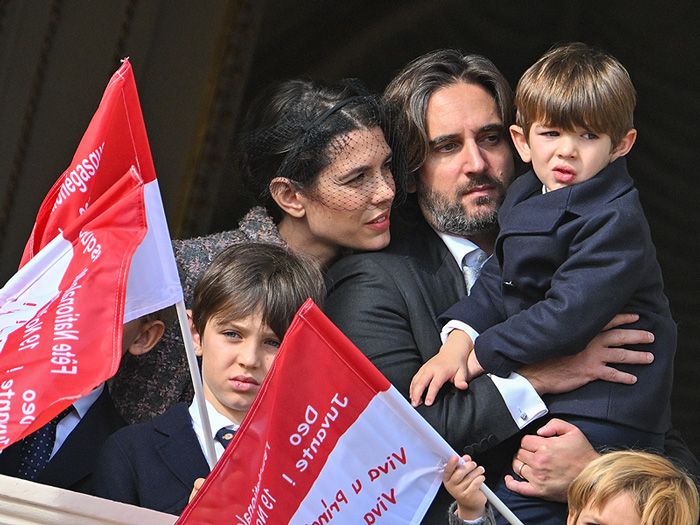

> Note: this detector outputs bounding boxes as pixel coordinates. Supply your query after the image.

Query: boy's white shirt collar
[49,383,104,459]
[72,383,104,418]
[189,399,239,462]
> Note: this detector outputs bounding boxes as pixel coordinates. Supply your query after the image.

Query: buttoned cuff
[440,320,479,346]
[488,372,548,429]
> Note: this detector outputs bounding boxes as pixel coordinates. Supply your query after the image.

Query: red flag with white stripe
[0,168,146,449]
[20,58,182,322]
[178,300,457,525]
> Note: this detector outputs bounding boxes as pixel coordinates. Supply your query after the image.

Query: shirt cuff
[488,372,548,429]
[440,320,479,345]
[448,502,489,525]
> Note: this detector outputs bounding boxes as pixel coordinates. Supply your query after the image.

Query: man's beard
[417,176,503,237]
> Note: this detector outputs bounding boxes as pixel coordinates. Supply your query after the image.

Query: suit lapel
[0,439,22,474]
[154,404,210,489]
[424,244,465,334]
[498,171,566,237]
[500,160,635,238]
[401,219,466,348]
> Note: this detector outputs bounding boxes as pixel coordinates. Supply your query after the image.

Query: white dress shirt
[189,400,239,462]
[50,383,105,459]
[436,231,547,429]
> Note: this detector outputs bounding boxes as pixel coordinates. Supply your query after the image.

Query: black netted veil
[237,79,395,218]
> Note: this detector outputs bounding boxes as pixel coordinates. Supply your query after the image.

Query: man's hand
[505,418,599,502]
[519,313,654,395]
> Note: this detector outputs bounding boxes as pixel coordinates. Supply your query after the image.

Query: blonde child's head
[567,450,699,525]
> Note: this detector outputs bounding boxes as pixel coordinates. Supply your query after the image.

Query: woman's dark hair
[238,79,384,221]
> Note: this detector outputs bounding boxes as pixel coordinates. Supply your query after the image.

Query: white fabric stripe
[0,234,73,352]
[290,386,456,525]
[123,180,182,322]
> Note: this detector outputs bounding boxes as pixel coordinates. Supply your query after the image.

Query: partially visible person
[444,455,495,525]
[94,243,325,515]
[111,78,395,424]
[324,48,662,524]
[0,311,164,494]
[567,450,699,525]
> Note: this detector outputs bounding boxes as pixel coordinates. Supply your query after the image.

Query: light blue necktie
[462,248,487,295]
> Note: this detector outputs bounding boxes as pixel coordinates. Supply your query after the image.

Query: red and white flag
[178,300,457,525]
[0,59,183,450]
[0,167,146,449]
[20,58,182,322]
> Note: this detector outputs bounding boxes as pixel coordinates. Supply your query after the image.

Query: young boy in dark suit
[93,242,325,515]
[0,311,164,494]
[411,43,677,524]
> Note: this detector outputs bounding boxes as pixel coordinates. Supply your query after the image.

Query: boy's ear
[509,125,532,163]
[611,128,637,160]
[125,320,165,357]
[189,309,203,357]
[269,177,306,218]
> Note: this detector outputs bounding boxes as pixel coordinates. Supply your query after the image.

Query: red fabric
[177,300,391,524]
[0,168,145,449]
[1,59,158,450]
[20,59,156,266]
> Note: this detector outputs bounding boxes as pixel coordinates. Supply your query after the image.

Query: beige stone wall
[0,475,176,525]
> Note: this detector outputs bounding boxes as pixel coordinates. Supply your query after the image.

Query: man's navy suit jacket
[93,403,209,515]
[0,387,125,494]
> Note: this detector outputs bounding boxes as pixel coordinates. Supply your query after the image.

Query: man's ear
[269,177,306,218]
[611,128,637,160]
[125,320,165,357]
[509,125,532,163]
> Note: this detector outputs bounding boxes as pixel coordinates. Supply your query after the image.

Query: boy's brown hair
[567,450,699,525]
[191,242,325,339]
[515,42,636,147]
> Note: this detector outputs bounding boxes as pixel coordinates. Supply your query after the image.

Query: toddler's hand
[443,455,487,521]
[466,349,485,380]
[409,330,471,407]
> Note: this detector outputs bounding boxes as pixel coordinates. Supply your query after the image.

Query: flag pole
[176,300,216,470]
[481,485,524,525]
